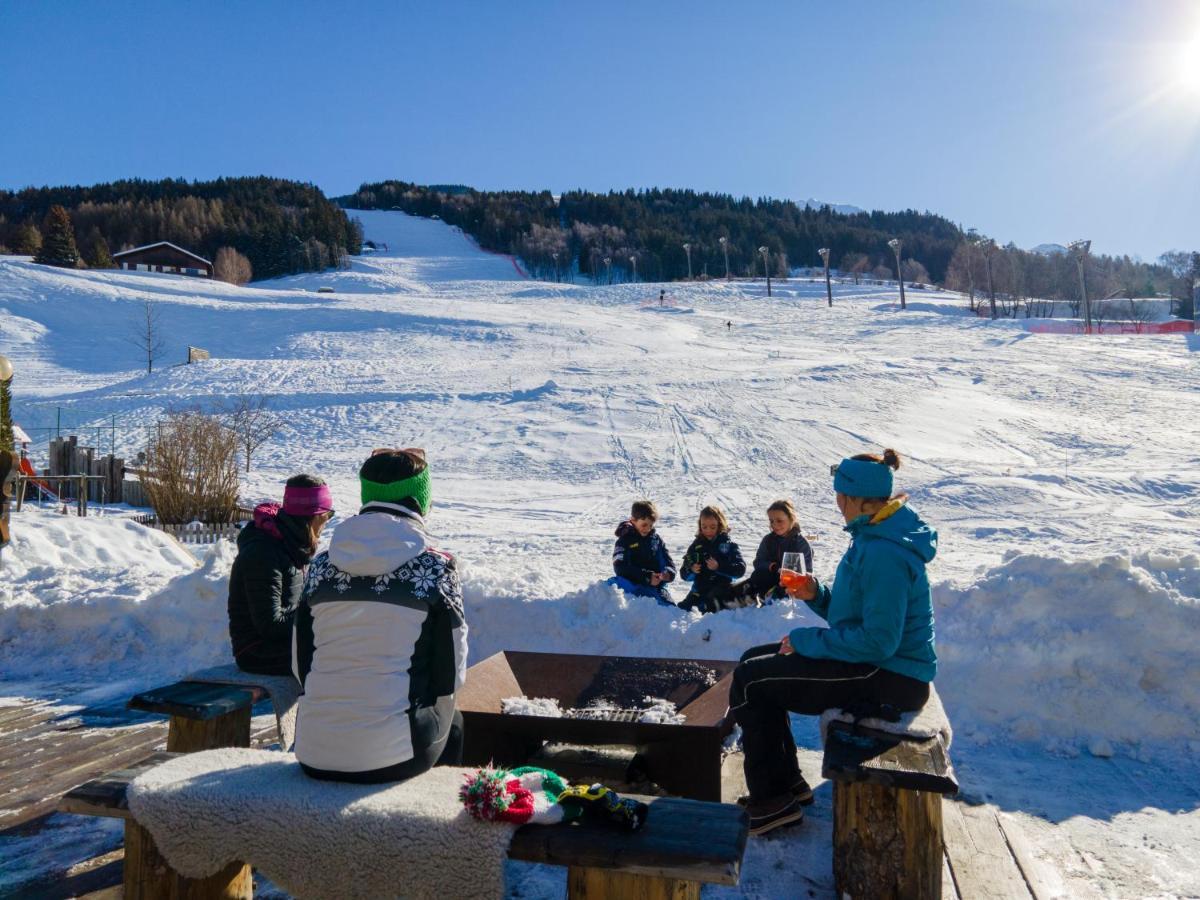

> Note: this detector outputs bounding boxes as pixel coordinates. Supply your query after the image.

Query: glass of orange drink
[779,552,808,591]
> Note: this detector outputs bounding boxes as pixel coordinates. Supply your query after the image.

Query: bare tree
[214,246,253,285]
[130,298,165,373]
[840,252,869,285]
[222,395,281,472]
[144,409,240,524]
[1126,298,1155,333]
[901,258,931,286]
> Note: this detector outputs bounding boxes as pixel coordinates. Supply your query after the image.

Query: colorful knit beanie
[359,450,432,516]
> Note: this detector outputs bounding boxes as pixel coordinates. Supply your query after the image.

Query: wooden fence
[44,436,126,504]
[151,521,242,544]
[132,514,248,545]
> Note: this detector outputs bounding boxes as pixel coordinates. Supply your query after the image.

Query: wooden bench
[128,681,266,752]
[821,697,959,900]
[59,753,748,900]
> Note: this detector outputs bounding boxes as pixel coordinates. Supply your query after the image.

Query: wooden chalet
[112,241,213,278]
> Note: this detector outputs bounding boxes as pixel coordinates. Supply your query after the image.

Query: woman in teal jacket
[730,449,938,836]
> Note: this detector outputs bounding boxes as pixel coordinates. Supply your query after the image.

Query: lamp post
[1068,239,1092,334]
[818,248,832,307]
[719,236,730,280]
[629,255,637,283]
[966,240,977,313]
[1193,276,1199,334]
[887,238,907,309]
[759,246,772,297]
[603,256,612,285]
[980,239,998,320]
[682,242,692,280]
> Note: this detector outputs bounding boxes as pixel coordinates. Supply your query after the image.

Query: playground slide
[18,456,59,501]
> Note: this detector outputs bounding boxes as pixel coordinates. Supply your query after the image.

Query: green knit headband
[360,466,431,516]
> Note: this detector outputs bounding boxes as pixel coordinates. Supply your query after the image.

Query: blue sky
[2,0,1198,259]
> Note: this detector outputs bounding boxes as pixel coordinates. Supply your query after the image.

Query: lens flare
[1178,36,1200,94]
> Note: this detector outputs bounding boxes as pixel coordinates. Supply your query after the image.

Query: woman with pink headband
[227,474,335,676]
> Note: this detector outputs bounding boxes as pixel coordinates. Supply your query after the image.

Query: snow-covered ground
[1,210,1198,897]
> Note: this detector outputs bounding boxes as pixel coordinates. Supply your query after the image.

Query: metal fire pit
[457,650,737,801]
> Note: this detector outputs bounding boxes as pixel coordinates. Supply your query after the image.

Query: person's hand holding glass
[780,551,815,600]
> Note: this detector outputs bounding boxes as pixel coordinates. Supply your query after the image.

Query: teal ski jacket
[789,498,937,682]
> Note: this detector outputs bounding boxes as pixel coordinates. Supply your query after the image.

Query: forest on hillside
[343,181,1193,316]
[0,177,362,281]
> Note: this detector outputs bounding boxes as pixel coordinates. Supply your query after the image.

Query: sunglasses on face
[371,447,426,461]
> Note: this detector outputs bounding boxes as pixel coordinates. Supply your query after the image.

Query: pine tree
[0,377,13,454]
[34,205,80,267]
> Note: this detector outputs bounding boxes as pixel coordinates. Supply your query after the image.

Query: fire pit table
[458,650,737,801]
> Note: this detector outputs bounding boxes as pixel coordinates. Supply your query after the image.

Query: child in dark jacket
[679,505,746,613]
[611,499,678,605]
[730,499,813,607]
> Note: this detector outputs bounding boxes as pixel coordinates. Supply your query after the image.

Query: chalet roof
[112,241,213,266]
[13,424,31,445]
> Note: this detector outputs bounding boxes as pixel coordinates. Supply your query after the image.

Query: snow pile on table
[0,508,235,687]
[501,695,684,724]
[935,550,1200,753]
[636,697,685,725]
[501,697,563,717]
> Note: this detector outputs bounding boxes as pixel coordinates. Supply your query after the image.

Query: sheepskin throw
[185,664,300,751]
[820,682,953,749]
[126,749,516,900]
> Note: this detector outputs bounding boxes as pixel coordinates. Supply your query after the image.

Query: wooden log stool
[124,681,266,896]
[821,692,958,900]
[129,681,265,752]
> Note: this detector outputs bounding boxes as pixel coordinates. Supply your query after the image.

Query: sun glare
[1178,35,1200,94]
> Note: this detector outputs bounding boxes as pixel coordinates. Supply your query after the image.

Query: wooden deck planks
[942,799,1037,900]
[0,699,277,830]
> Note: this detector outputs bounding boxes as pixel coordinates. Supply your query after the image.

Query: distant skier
[659,289,665,307]
[726,320,732,331]
[610,499,677,605]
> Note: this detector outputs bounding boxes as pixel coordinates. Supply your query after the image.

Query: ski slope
[1,210,1198,897]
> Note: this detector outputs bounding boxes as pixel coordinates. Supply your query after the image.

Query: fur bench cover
[819,682,952,749]
[126,748,516,899]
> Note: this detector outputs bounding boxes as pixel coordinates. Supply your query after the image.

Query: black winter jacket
[227,520,309,662]
[682,533,746,596]
[751,528,814,585]
[612,521,677,586]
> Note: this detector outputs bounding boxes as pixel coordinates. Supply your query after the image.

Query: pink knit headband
[282,484,334,516]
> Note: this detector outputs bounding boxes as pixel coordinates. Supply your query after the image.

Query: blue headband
[833,458,894,498]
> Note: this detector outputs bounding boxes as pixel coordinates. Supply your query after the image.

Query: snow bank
[936,551,1200,752]
[5,510,1198,757]
[458,571,819,664]
[0,510,818,691]
[0,509,234,688]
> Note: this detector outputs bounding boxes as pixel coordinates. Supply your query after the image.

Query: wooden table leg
[125,819,252,900]
[166,707,251,752]
[567,866,699,900]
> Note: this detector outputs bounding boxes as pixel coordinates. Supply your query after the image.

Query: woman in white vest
[293,448,467,782]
